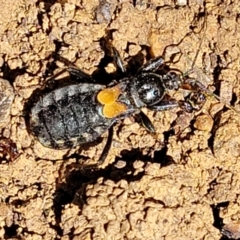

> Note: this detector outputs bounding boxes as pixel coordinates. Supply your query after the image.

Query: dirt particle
[95,0,117,24]
[194,114,214,132]
[0,78,14,128]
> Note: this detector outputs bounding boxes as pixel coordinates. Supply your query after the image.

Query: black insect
[28,41,207,165]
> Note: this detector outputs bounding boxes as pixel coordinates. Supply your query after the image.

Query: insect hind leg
[54,55,96,83]
[67,67,96,83]
[68,126,114,169]
[96,125,114,166]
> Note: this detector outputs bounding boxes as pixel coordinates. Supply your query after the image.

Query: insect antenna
[181,11,240,115]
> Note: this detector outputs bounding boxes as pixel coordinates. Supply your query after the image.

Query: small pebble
[194,114,213,132]
[0,78,14,128]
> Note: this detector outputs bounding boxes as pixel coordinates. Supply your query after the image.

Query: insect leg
[96,125,114,166]
[67,67,96,83]
[148,96,205,114]
[138,57,165,73]
[111,47,126,73]
[138,111,156,133]
[148,100,179,111]
[70,126,113,169]
[55,55,95,83]
[100,34,126,73]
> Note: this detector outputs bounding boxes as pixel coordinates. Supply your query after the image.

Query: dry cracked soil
[0,0,240,239]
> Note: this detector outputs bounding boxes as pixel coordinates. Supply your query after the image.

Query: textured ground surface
[0,0,240,239]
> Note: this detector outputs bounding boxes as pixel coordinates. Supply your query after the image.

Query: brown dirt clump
[0,0,240,239]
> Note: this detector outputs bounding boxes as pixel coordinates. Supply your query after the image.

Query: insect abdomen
[30,84,113,149]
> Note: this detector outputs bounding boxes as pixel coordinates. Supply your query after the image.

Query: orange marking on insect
[97,86,127,118]
[97,86,122,104]
[103,102,127,118]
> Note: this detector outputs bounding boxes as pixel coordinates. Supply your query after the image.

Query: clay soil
[0,0,240,239]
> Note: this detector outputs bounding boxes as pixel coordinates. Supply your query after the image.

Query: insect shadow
[210,202,234,240]
[52,146,175,236]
